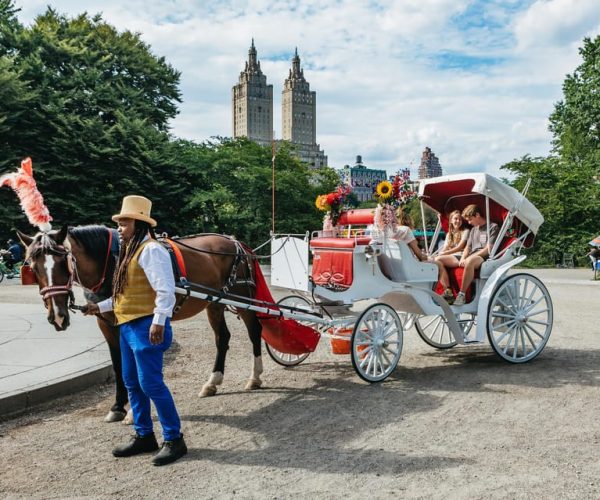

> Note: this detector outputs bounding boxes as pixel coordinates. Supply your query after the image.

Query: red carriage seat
[310,209,374,290]
[310,237,371,289]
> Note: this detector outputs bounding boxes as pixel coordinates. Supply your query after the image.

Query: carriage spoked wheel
[487,273,553,363]
[351,303,403,383]
[264,295,314,367]
[414,313,475,349]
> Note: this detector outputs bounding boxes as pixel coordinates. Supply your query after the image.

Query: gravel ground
[1,268,599,499]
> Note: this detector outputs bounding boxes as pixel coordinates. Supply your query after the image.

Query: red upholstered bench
[310,237,372,248]
[310,236,372,289]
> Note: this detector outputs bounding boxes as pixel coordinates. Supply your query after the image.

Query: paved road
[0,266,596,419]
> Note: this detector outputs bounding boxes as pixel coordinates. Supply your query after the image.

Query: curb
[0,362,114,420]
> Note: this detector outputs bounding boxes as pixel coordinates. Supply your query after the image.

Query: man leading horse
[85,195,187,466]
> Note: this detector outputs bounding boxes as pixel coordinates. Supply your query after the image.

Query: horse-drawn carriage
[15,167,553,422]
[266,173,553,382]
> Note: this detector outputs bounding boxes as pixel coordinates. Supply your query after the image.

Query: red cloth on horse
[251,258,320,355]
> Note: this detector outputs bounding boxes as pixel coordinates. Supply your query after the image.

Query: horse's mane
[68,225,112,263]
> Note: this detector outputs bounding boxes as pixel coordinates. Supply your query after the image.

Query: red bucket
[329,327,353,355]
[20,264,37,285]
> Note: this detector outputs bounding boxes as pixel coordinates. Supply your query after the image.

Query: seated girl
[434,209,470,302]
[391,208,428,262]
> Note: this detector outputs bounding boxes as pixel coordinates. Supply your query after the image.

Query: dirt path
[1,269,599,499]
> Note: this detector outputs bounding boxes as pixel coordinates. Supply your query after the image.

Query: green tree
[502,36,600,265]
[185,137,338,248]
[0,6,182,239]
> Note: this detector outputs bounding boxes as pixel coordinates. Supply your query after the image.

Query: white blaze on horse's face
[43,253,64,328]
[24,228,73,332]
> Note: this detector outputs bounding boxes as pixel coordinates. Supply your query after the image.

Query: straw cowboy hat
[112,195,157,227]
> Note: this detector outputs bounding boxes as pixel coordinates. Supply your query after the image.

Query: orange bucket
[329,327,353,355]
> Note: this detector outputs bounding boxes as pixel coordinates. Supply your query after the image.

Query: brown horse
[18,225,264,423]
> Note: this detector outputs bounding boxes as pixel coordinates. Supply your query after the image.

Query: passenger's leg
[460,255,484,294]
[435,255,459,289]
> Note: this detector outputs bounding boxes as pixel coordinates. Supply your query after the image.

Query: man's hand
[83,302,100,316]
[149,323,164,345]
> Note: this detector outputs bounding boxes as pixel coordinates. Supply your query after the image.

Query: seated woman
[434,210,470,302]
[391,208,428,262]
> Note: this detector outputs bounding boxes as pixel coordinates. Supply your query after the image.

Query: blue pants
[120,316,181,441]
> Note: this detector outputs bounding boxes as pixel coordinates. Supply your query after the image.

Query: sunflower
[315,194,330,211]
[376,180,393,199]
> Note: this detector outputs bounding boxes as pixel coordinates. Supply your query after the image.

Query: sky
[15,0,600,177]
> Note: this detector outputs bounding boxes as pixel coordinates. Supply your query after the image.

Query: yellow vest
[114,240,157,325]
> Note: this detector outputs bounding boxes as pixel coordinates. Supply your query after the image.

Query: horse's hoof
[104,409,127,423]
[244,379,262,391]
[122,409,134,425]
[199,384,217,397]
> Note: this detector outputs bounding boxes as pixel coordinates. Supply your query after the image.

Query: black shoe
[152,435,187,466]
[112,433,159,457]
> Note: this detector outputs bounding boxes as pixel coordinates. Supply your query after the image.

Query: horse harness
[164,235,257,315]
[38,228,119,313]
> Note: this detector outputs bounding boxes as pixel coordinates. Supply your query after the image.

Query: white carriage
[268,173,553,382]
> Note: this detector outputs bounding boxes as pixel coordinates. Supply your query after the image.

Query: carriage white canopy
[418,173,544,234]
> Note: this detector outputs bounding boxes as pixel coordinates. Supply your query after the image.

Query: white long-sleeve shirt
[98,237,176,326]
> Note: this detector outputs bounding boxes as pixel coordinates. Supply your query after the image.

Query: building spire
[291,48,302,78]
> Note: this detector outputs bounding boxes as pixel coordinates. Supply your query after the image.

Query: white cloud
[514,0,600,50]
[13,0,600,178]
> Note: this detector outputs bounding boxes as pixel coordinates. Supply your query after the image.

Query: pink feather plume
[0,157,53,232]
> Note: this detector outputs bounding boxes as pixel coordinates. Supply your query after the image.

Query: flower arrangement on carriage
[315,185,353,233]
[373,174,418,238]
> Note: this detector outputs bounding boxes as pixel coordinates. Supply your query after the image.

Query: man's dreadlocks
[112,220,156,298]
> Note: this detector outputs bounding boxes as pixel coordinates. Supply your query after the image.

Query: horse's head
[18,225,75,331]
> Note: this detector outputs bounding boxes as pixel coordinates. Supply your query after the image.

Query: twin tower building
[232,40,328,168]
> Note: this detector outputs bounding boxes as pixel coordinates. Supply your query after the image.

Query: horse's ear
[16,229,34,247]
[54,224,69,244]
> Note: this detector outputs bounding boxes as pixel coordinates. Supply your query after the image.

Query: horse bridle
[38,245,78,310]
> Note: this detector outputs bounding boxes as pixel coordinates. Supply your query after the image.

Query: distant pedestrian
[84,195,186,466]
[4,239,23,271]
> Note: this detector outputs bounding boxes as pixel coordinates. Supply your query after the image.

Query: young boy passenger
[453,204,499,306]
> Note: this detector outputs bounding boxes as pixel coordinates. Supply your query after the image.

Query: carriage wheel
[264,295,313,367]
[351,303,403,383]
[487,273,553,363]
[414,314,475,349]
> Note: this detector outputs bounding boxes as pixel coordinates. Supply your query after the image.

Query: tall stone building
[232,42,327,167]
[281,49,327,168]
[418,147,442,179]
[232,39,273,146]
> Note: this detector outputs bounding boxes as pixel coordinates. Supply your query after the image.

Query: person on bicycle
[4,239,23,272]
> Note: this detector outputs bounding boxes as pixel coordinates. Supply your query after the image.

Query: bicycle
[0,255,21,283]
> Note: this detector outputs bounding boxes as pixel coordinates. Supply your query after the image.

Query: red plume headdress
[0,157,53,232]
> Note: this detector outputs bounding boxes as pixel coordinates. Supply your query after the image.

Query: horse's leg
[199,304,230,398]
[240,311,263,391]
[97,318,129,423]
